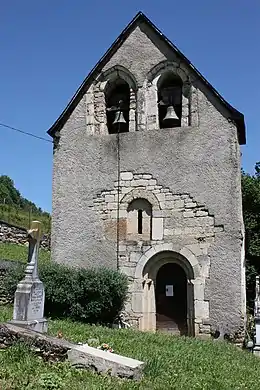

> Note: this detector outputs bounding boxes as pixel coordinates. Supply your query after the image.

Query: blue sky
[1,1,259,212]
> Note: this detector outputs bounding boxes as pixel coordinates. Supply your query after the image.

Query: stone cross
[9,221,48,333]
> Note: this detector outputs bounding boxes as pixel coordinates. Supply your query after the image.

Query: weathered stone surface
[152,217,163,240]
[50,15,246,338]
[0,323,144,380]
[68,344,144,379]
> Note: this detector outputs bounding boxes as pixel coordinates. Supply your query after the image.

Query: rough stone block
[174,200,184,208]
[110,210,117,219]
[196,210,208,217]
[201,262,210,278]
[105,195,115,203]
[164,201,174,209]
[152,218,163,240]
[195,300,209,320]
[107,203,117,210]
[120,266,136,278]
[68,345,144,379]
[185,202,197,208]
[193,281,205,301]
[130,252,140,263]
[152,210,163,217]
[122,187,131,194]
[135,180,148,187]
[164,228,173,236]
[165,194,173,201]
[183,211,194,218]
[186,244,202,257]
[214,225,224,233]
[156,193,165,202]
[121,172,133,181]
[173,228,183,235]
[132,292,143,313]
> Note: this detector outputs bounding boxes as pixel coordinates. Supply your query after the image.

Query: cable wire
[0,122,53,143]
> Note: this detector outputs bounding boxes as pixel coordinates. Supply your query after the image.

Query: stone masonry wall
[92,171,223,334]
[51,21,245,336]
[0,221,50,251]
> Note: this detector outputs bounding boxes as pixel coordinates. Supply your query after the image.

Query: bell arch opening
[105,78,130,134]
[157,72,182,129]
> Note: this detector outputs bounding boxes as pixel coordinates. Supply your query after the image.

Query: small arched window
[127,198,152,240]
[105,78,130,134]
[157,72,182,129]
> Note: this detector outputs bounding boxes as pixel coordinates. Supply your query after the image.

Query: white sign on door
[165,285,174,297]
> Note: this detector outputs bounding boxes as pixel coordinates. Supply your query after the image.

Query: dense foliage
[0,175,51,231]
[242,162,260,310]
[3,261,128,324]
[0,175,48,214]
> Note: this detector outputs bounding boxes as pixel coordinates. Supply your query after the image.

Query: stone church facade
[48,13,246,338]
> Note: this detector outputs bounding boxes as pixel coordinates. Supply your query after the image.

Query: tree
[0,175,49,216]
[242,162,260,310]
[0,175,21,205]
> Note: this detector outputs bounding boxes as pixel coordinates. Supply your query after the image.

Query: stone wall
[0,221,50,251]
[92,171,222,334]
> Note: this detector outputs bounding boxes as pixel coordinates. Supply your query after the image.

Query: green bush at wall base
[3,261,128,324]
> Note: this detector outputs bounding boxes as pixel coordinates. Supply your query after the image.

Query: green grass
[1,305,260,389]
[0,243,50,263]
[0,203,51,233]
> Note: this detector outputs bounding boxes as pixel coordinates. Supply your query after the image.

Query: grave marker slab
[9,221,47,333]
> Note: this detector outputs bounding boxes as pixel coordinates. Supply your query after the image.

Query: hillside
[0,175,51,232]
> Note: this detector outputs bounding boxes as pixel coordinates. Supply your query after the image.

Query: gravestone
[253,276,260,356]
[9,221,48,333]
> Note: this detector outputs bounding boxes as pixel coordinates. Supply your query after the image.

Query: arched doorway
[140,249,195,336]
[156,263,187,335]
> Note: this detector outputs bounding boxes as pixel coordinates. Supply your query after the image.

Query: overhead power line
[0,122,53,143]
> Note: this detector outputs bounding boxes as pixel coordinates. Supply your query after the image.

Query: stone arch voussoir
[135,244,200,280]
[145,60,190,88]
[121,189,161,211]
[96,65,138,92]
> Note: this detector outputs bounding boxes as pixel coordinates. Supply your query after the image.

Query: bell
[112,109,127,132]
[113,109,126,126]
[163,105,179,127]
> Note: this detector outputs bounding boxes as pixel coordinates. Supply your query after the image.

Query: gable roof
[47,12,246,145]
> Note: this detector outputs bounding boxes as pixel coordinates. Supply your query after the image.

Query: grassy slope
[0,306,260,390]
[0,203,51,233]
[0,243,50,262]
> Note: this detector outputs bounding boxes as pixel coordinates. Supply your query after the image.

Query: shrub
[3,261,128,324]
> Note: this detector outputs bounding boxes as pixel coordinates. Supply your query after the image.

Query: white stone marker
[253,276,260,356]
[9,221,48,333]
